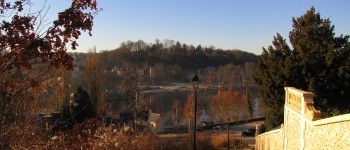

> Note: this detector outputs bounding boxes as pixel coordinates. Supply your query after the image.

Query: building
[148,113,164,133]
[111,66,125,76]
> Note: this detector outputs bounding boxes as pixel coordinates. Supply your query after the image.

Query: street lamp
[227,119,230,150]
[192,74,199,90]
[192,74,199,150]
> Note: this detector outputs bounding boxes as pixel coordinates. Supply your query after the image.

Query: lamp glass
[192,81,199,89]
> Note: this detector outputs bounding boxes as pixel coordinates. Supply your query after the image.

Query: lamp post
[227,119,230,150]
[192,74,199,150]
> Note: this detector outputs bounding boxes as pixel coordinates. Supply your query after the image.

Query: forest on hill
[98,40,258,70]
[73,39,258,83]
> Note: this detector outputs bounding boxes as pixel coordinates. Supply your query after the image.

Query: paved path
[159,120,264,149]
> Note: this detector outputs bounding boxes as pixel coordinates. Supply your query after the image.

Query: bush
[73,86,96,123]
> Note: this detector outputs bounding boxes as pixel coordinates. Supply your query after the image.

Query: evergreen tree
[255,33,292,130]
[73,86,96,123]
[255,7,350,130]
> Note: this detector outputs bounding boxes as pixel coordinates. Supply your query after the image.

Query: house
[149,66,155,78]
[111,66,125,76]
[199,108,210,123]
[148,113,164,133]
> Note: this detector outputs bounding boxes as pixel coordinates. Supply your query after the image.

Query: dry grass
[1,117,241,150]
[44,119,166,150]
[205,133,239,148]
[2,118,189,149]
[158,132,239,150]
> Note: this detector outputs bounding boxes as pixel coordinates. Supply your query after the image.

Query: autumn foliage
[0,0,98,148]
[210,91,249,123]
[0,0,98,72]
[183,93,194,131]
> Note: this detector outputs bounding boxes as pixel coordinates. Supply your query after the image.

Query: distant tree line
[97,39,258,76]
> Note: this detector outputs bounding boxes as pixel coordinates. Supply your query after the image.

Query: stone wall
[304,114,350,149]
[256,87,350,150]
[255,129,283,150]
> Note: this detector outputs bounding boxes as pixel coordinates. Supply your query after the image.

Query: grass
[157,133,190,138]
[158,132,240,149]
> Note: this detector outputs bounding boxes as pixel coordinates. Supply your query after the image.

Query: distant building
[148,113,164,133]
[199,108,210,123]
[111,66,125,76]
[149,67,155,78]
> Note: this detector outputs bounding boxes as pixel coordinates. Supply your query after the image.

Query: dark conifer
[256,7,350,130]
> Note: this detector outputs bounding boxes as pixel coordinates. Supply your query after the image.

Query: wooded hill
[73,40,258,83]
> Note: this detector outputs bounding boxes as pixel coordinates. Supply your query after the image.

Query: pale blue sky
[37,0,350,54]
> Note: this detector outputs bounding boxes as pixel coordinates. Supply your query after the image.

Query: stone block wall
[304,114,350,150]
[255,129,283,150]
[256,87,350,150]
[285,111,300,150]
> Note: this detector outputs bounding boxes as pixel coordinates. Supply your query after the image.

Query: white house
[148,113,164,133]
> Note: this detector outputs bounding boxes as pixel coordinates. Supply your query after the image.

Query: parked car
[213,125,224,131]
[242,128,256,136]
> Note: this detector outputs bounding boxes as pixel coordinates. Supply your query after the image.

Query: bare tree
[183,94,194,132]
[171,100,181,129]
[209,91,249,123]
[85,47,102,113]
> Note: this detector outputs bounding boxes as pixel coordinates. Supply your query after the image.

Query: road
[159,120,264,149]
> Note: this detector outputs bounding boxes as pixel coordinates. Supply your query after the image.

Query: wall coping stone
[258,128,281,137]
[313,113,350,126]
[284,87,322,121]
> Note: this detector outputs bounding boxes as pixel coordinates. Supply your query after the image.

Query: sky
[35,0,350,55]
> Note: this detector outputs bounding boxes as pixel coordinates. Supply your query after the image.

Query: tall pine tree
[255,7,350,130]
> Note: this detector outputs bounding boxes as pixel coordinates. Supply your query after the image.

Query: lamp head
[192,73,199,89]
